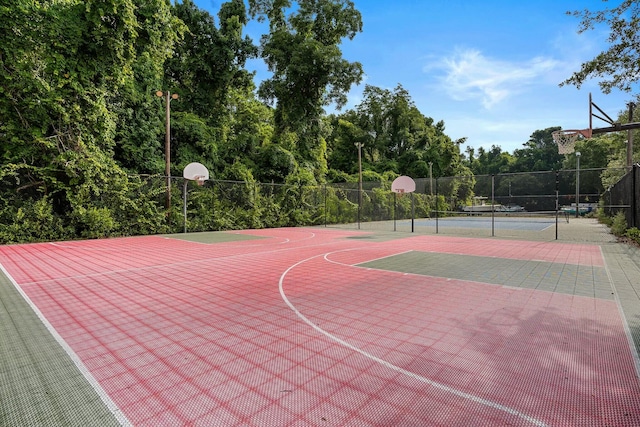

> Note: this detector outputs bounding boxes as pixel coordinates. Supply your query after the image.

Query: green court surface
[0,268,122,427]
[162,230,267,244]
[359,251,614,299]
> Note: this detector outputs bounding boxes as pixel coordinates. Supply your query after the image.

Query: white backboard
[391,175,416,193]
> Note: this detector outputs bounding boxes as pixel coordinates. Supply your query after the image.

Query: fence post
[183,180,188,233]
[393,192,397,232]
[491,174,495,237]
[411,192,414,233]
[324,184,327,227]
[435,177,439,234]
[633,164,638,228]
[555,171,559,241]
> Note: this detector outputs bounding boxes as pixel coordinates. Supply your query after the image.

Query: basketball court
[2,225,640,426]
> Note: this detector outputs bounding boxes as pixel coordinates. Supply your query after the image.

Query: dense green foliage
[562,0,640,95]
[603,210,640,246]
[1,0,637,243]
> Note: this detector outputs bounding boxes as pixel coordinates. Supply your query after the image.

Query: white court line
[18,236,333,287]
[162,235,292,246]
[0,262,132,427]
[326,249,532,294]
[48,230,319,250]
[48,237,159,251]
[278,252,548,427]
[600,246,640,381]
[326,249,416,267]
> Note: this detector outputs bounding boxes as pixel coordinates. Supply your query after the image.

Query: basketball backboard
[391,176,416,194]
[183,162,209,185]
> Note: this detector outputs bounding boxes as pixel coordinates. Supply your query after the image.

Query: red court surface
[1,228,639,426]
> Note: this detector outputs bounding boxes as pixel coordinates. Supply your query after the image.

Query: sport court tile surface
[415,216,557,231]
[1,228,640,426]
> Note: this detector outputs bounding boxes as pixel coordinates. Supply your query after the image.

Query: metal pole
[165,92,171,210]
[183,180,188,233]
[491,174,495,237]
[157,91,178,211]
[555,171,559,240]
[355,142,362,230]
[628,102,635,170]
[428,161,433,195]
[633,165,638,228]
[324,184,327,228]
[411,192,414,233]
[393,192,397,232]
[435,178,439,234]
[575,152,581,218]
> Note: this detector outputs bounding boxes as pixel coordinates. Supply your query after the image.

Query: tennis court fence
[2,166,636,242]
[602,164,640,228]
[170,167,632,236]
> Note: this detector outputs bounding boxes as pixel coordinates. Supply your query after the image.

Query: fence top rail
[136,166,631,188]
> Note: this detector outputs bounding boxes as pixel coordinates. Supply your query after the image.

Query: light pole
[575,151,581,218]
[156,90,179,210]
[355,142,364,229]
[628,102,635,170]
[428,161,433,195]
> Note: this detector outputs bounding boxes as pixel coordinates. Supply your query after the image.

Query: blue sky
[194,0,635,154]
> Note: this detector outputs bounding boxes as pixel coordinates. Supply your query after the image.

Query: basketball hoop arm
[554,94,640,155]
[590,95,640,134]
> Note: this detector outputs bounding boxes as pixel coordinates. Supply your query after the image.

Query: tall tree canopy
[1,0,182,163]
[327,84,471,180]
[562,1,640,93]
[1,0,183,239]
[162,0,257,177]
[560,1,639,170]
[166,0,256,121]
[249,0,364,178]
[1,0,521,242]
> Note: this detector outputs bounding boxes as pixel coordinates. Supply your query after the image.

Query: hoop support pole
[591,121,640,135]
[591,97,616,125]
[592,92,593,135]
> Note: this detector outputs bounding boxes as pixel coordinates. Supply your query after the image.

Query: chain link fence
[1,167,635,243]
[602,164,639,228]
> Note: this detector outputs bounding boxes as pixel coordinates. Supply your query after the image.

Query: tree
[327,84,470,184]
[326,112,367,174]
[512,127,564,172]
[160,0,258,176]
[469,146,514,175]
[562,1,640,94]
[166,0,256,122]
[112,0,186,174]
[249,0,364,177]
[0,0,182,239]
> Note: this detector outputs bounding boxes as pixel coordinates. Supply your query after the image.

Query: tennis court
[416,214,560,231]
[2,225,640,426]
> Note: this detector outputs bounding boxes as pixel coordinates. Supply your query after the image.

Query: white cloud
[428,49,560,109]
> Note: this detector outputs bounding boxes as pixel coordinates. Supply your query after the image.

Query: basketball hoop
[391,176,416,197]
[552,129,591,154]
[183,162,209,185]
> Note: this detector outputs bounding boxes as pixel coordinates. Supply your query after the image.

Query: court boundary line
[278,251,548,427]
[17,235,339,287]
[600,246,640,380]
[49,229,316,249]
[324,249,540,293]
[0,262,131,426]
